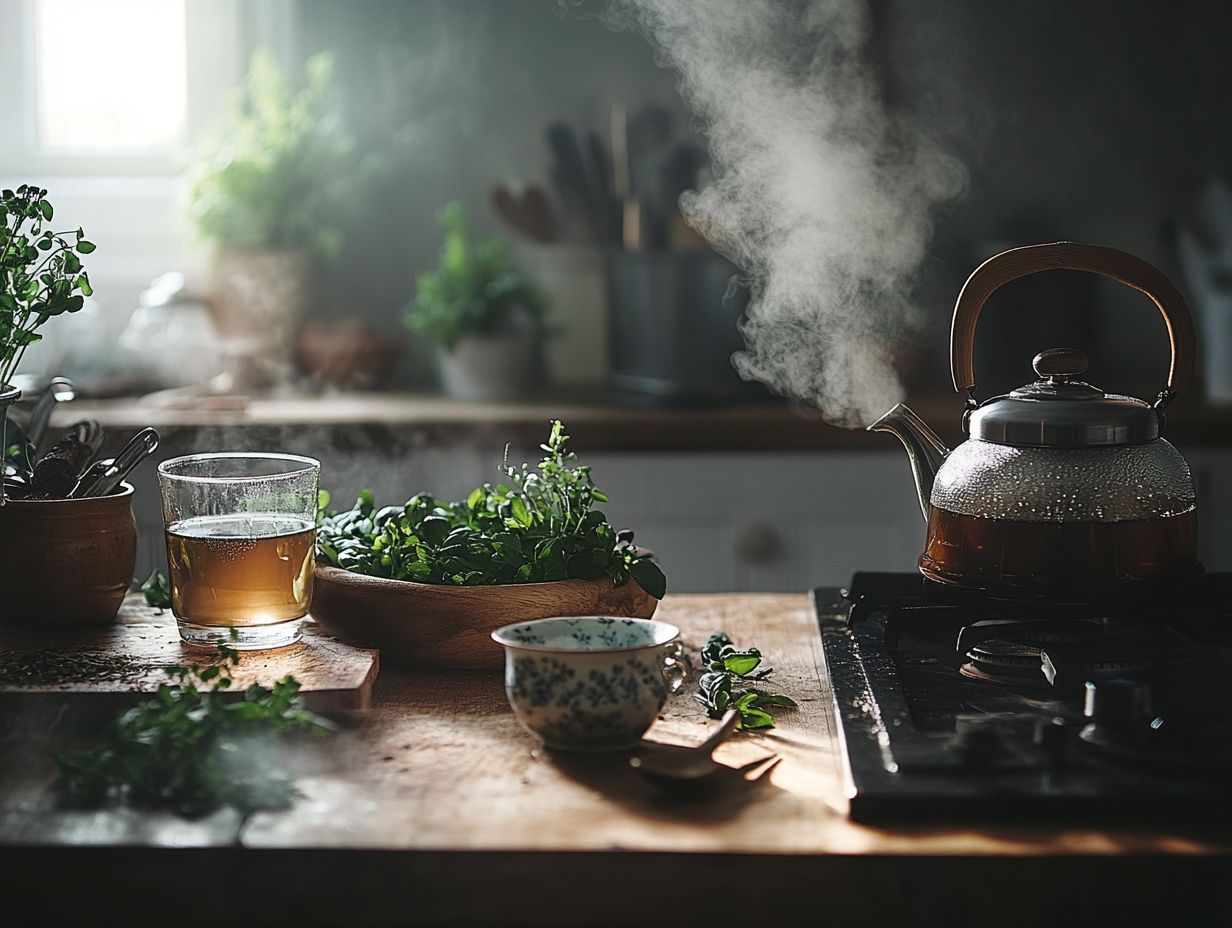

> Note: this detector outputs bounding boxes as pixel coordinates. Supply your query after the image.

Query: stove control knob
[1083,678,1153,723]
[953,721,1001,768]
[1033,716,1068,770]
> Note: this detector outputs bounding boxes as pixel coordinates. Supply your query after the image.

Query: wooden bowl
[0,483,137,628]
[310,563,659,669]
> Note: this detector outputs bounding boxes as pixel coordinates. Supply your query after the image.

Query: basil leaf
[630,558,667,600]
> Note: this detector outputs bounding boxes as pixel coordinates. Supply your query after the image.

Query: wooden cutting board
[0,595,379,714]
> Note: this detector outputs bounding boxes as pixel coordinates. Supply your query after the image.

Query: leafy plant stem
[694,632,797,730]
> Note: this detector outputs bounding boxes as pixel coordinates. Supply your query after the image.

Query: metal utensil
[545,122,607,243]
[25,377,75,455]
[629,710,780,785]
[71,427,159,498]
[28,418,104,498]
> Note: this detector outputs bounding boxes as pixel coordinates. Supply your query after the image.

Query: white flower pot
[437,335,538,402]
[209,249,311,386]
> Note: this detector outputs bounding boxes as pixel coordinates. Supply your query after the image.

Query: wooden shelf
[49,390,1232,451]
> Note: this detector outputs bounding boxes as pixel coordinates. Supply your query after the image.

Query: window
[0,0,295,336]
[0,0,261,177]
[33,0,188,153]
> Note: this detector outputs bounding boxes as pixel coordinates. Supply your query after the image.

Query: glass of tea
[157,452,320,650]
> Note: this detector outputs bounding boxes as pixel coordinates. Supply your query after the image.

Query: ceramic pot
[0,483,137,627]
[0,383,19,505]
[437,334,539,401]
[491,616,685,752]
[209,248,311,387]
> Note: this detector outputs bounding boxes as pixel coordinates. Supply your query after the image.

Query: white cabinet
[583,451,923,592]
[131,442,1232,594]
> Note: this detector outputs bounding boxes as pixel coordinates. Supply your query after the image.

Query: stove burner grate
[961,639,1047,685]
[818,572,1232,823]
[1041,641,1160,687]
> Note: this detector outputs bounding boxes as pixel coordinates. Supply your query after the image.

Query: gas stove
[816,572,1232,823]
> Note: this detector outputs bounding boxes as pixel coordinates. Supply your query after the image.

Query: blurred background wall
[5,0,1232,393]
[7,0,1232,591]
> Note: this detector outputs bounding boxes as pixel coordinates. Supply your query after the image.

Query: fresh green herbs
[56,646,334,817]
[1,186,95,384]
[140,569,172,609]
[695,632,797,730]
[317,420,666,598]
[406,201,548,350]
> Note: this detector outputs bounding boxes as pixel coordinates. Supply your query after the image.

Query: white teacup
[491,616,686,752]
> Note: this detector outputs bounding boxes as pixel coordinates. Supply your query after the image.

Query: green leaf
[722,651,762,676]
[75,240,96,254]
[39,199,53,220]
[509,496,532,528]
[737,707,776,730]
[752,694,798,709]
[629,558,667,600]
[419,516,452,547]
[140,570,172,609]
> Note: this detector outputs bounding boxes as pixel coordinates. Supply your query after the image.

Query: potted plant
[1,186,94,502]
[311,420,665,668]
[0,187,131,627]
[407,202,550,401]
[188,51,359,383]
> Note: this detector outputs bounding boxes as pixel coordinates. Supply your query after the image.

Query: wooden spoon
[630,709,757,783]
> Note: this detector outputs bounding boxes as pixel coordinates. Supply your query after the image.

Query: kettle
[871,242,1199,601]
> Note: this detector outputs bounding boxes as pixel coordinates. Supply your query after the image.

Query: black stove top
[815,572,1232,823]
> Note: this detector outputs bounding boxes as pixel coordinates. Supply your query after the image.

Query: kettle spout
[868,403,949,521]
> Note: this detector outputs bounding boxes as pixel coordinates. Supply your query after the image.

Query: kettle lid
[966,348,1160,447]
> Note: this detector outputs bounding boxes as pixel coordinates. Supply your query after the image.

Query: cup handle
[661,641,689,694]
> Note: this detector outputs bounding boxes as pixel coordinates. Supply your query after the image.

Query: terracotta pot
[298,319,402,389]
[0,483,137,628]
[311,563,658,669]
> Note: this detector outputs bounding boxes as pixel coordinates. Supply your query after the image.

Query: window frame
[0,0,285,179]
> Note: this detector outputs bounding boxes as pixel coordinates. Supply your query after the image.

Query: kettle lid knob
[1033,347,1089,379]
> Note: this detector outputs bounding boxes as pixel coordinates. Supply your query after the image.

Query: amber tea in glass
[158,453,320,649]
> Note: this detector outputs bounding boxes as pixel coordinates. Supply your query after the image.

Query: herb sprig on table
[317,420,667,598]
[56,645,334,817]
[140,569,172,609]
[695,632,797,730]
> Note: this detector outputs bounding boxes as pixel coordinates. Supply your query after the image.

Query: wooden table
[1,595,1229,926]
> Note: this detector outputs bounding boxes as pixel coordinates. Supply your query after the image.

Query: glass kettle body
[872,242,1200,601]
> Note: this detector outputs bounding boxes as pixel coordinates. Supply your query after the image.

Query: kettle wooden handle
[950,242,1195,405]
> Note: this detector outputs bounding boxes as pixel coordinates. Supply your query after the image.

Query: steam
[601,0,965,425]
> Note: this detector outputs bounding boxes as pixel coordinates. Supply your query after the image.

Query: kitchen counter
[52,390,885,451]
[2,594,1228,926]
[50,390,1232,451]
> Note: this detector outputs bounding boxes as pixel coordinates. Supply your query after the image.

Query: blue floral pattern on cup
[492,616,684,752]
